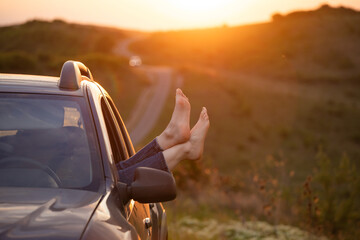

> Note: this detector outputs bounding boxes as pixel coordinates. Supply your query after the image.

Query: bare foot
[157,89,191,150]
[184,107,210,160]
[162,107,210,170]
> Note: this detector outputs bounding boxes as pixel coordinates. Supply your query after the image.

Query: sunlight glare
[169,0,232,13]
[164,0,255,29]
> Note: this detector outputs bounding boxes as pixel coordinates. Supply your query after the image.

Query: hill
[130,5,360,238]
[132,4,360,82]
[0,19,145,118]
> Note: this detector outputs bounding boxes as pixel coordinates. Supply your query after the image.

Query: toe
[204,114,209,121]
[201,107,208,119]
[178,88,189,100]
[176,88,184,97]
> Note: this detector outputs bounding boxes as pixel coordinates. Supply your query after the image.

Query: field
[134,5,360,239]
[141,66,360,239]
[1,4,360,239]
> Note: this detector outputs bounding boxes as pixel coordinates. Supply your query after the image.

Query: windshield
[0,93,101,191]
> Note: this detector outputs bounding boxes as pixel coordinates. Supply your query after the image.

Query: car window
[106,97,135,156]
[100,98,129,164]
[0,93,101,191]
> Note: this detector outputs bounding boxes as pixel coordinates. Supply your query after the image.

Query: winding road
[114,37,183,146]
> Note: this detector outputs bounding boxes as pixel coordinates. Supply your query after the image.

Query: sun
[160,0,249,29]
[169,0,232,14]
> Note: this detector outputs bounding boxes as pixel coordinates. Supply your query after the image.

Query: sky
[0,0,360,31]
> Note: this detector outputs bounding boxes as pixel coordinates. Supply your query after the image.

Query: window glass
[107,98,134,156]
[0,94,101,191]
[101,98,128,164]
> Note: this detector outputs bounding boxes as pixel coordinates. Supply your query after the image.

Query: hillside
[0,19,145,118]
[131,5,360,238]
[132,4,360,82]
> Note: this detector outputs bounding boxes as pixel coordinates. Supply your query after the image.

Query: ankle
[182,141,192,158]
[183,141,202,161]
[156,133,167,150]
[163,143,188,170]
[158,123,190,150]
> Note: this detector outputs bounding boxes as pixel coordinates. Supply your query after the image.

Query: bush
[303,150,360,237]
[0,51,38,73]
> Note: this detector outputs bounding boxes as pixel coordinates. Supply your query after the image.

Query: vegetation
[150,66,360,239]
[0,19,145,118]
[169,217,328,240]
[136,5,360,239]
[0,19,123,57]
[132,4,360,83]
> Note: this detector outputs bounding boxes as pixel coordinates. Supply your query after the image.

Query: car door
[101,96,152,240]
[106,97,169,240]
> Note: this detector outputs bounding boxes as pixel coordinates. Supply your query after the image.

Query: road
[113,37,183,146]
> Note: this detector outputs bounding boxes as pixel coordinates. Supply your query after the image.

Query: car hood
[0,187,103,240]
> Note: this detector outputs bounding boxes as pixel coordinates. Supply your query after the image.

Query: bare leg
[156,89,191,150]
[163,107,210,170]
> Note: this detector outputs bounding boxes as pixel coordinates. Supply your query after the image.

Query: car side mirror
[117,167,177,204]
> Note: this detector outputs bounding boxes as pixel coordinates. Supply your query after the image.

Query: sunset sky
[1,0,360,31]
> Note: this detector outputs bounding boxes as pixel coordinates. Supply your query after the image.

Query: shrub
[303,150,360,237]
[0,51,38,73]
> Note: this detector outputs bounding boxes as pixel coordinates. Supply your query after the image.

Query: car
[0,60,176,240]
[129,56,142,67]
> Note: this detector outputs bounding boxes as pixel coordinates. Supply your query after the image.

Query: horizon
[1,0,360,32]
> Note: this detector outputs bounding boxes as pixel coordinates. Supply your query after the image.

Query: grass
[179,69,360,174]
[142,66,360,239]
[132,4,360,83]
[168,216,328,240]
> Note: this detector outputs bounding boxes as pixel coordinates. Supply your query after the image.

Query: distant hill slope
[132,4,360,82]
[0,19,145,119]
[0,19,124,56]
[0,19,128,74]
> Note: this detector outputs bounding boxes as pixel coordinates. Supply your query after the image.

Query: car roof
[0,73,85,96]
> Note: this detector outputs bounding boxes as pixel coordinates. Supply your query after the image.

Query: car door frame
[101,94,153,240]
[105,95,169,240]
[86,81,153,239]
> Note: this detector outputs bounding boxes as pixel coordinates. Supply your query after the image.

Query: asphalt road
[114,37,183,146]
